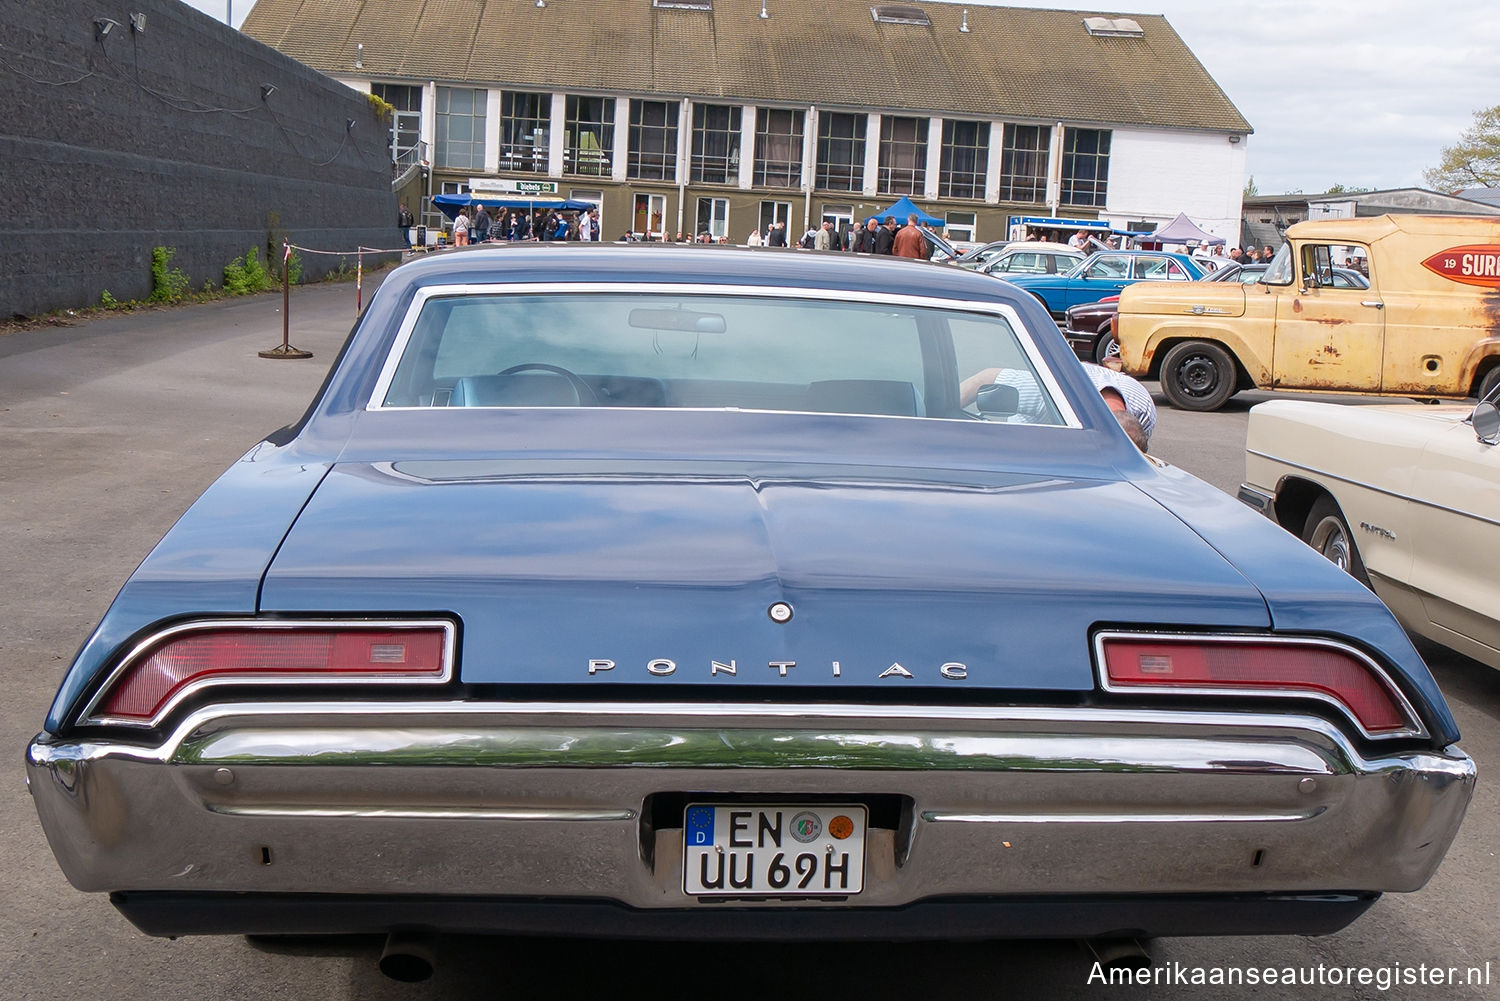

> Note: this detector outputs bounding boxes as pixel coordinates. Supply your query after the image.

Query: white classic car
[1240,391,1500,671]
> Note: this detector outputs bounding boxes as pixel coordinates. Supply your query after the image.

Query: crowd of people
[400,202,604,248]
[740,214,937,257]
[1228,245,1278,263]
[400,201,1270,268]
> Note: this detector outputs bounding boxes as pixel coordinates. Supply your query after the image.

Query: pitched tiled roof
[242,0,1252,133]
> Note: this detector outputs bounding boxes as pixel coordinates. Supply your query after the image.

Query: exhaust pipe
[379,930,436,982]
[1083,937,1154,972]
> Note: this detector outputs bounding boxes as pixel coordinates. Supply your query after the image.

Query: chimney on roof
[960,8,969,32]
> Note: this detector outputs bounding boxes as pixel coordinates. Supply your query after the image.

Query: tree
[1324,183,1374,195]
[1243,175,1258,198]
[1424,105,1500,192]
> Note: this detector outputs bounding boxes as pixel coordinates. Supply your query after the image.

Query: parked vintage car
[1062,295,1122,363]
[27,245,1473,974]
[979,242,1085,278]
[950,240,1015,269]
[1005,250,1206,319]
[1241,385,1500,672]
[1063,264,1372,364]
[1212,262,1368,288]
[1117,215,1500,412]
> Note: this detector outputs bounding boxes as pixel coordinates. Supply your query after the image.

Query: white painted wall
[1105,128,1247,245]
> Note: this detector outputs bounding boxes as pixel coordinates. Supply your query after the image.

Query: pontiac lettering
[587,658,970,680]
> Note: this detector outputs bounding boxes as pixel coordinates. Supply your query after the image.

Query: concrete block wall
[0,0,399,318]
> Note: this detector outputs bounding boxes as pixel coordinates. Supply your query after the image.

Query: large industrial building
[243,0,1252,244]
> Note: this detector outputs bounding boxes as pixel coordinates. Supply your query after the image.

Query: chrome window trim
[364,282,1083,429]
[78,619,458,730]
[1092,630,1426,741]
[43,697,1382,767]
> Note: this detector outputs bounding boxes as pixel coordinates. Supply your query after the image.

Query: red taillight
[95,624,450,723]
[1099,635,1418,736]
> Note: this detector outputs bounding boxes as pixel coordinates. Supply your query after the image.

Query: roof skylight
[872,5,930,26]
[1083,17,1145,37]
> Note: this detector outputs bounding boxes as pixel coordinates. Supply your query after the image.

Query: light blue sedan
[1006,250,1206,318]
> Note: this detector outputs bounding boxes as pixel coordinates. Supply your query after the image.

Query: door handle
[1361,300,1384,309]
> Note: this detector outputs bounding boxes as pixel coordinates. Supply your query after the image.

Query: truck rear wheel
[1159,340,1238,412]
[1477,364,1500,403]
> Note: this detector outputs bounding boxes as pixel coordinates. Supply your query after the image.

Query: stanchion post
[357,247,363,315]
[258,240,313,360]
[283,241,290,343]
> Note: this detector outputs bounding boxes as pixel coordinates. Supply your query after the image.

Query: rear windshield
[375,291,1068,425]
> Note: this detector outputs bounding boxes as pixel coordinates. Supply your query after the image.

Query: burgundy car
[1062,295,1121,364]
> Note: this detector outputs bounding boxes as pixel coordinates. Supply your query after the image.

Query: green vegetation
[149,246,191,303]
[55,240,394,324]
[222,247,274,296]
[365,92,394,121]
[1425,105,1500,193]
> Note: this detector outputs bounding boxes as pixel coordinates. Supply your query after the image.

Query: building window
[878,116,927,195]
[759,200,792,239]
[634,192,667,239]
[374,84,423,168]
[822,203,853,246]
[944,211,977,242]
[939,120,988,200]
[565,96,614,176]
[691,104,742,184]
[1061,127,1111,207]
[754,108,804,188]
[499,92,549,173]
[435,87,486,170]
[696,197,730,239]
[816,112,866,192]
[999,124,1050,203]
[629,100,679,181]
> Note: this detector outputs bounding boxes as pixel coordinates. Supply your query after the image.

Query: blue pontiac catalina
[1005,249,1206,318]
[27,245,1472,971]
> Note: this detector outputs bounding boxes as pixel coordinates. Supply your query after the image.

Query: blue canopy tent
[865,196,943,227]
[432,193,598,219]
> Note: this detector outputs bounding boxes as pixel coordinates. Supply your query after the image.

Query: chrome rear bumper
[27,700,1474,932]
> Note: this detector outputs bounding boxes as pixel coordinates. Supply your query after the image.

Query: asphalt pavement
[2,275,1496,999]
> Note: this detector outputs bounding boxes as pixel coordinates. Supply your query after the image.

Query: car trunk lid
[258,460,1270,694]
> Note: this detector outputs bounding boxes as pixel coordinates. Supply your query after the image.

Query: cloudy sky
[186,0,1500,196]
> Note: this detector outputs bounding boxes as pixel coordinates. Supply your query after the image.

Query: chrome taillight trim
[1092,630,1426,741]
[78,618,458,730]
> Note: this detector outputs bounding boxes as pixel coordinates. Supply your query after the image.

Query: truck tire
[1477,364,1500,403]
[1301,495,1371,588]
[1159,340,1238,412]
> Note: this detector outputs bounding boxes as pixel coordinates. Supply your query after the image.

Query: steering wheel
[496,363,599,405]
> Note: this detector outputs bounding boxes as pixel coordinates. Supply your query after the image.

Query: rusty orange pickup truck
[1116,214,1500,410]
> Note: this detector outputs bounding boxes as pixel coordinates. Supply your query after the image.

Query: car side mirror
[1474,401,1500,445]
[976,383,1020,418]
[1300,271,1321,292]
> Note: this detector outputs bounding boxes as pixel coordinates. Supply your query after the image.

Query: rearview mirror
[628,308,727,333]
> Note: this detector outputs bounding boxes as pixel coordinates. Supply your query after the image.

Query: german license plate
[683,804,866,896]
